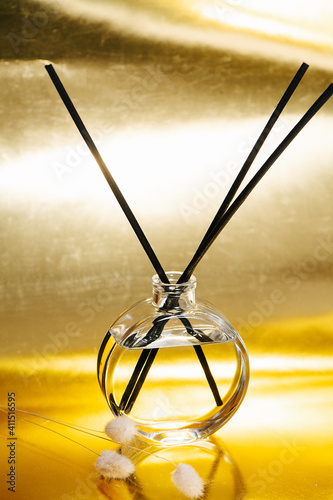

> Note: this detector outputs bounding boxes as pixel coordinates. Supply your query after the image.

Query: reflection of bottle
[98,272,249,445]
[98,438,247,500]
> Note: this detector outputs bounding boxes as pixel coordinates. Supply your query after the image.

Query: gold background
[0,1,332,499]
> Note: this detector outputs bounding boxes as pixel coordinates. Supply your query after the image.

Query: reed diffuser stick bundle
[46,63,333,417]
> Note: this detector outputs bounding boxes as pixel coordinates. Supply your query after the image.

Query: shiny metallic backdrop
[0,1,332,499]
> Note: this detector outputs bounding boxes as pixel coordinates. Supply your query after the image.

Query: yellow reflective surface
[0,346,333,499]
[1,0,333,498]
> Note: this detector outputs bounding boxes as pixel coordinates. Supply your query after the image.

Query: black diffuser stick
[45,64,168,284]
[180,83,333,281]
[179,62,309,284]
[46,64,222,411]
[127,63,308,412]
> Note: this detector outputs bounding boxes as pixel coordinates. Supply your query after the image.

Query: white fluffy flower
[105,415,137,444]
[171,463,204,499]
[95,449,135,480]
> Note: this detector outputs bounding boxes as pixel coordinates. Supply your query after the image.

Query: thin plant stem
[0,406,112,443]
[23,418,100,455]
[11,408,181,468]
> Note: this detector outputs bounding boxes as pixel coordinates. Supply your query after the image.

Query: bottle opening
[151,271,196,311]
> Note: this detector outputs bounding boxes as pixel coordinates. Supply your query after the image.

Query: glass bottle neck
[152,271,196,313]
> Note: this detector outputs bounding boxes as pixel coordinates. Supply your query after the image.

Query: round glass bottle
[98,272,249,445]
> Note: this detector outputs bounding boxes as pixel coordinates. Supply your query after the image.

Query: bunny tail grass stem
[45,64,168,285]
[1,406,177,467]
[179,62,308,283]
[14,409,206,495]
[9,407,180,467]
[180,82,333,281]
[0,405,105,438]
[23,418,100,455]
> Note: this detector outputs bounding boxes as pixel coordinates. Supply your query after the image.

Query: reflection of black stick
[179,62,309,283]
[179,82,333,281]
[119,349,153,411]
[202,447,223,499]
[46,65,222,411]
[124,349,159,414]
[194,345,222,407]
[125,474,148,500]
[119,318,222,414]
